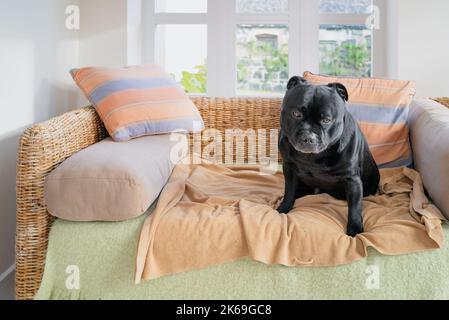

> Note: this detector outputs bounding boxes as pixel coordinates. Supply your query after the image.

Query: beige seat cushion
[45,134,180,221]
[409,98,449,219]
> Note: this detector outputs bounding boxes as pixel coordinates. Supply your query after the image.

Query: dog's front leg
[344,176,364,237]
[277,164,299,214]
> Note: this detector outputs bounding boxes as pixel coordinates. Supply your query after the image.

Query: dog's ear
[328,83,349,102]
[287,76,307,90]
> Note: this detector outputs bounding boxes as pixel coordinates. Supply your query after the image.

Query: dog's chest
[291,161,342,190]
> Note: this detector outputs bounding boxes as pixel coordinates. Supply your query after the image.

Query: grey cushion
[45,134,181,221]
[409,98,449,219]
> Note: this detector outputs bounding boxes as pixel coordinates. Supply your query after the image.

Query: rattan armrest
[15,106,107,300]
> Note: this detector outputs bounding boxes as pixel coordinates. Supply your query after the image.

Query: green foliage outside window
[319,42,371,77]
[178,64,207,94]
[237,40,289,94]
[177,38,371,94]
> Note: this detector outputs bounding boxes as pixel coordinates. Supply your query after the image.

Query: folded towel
[135,160,445,283]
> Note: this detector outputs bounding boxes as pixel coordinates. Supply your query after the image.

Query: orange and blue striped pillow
[303,72,416,168]
[71,65,204,142]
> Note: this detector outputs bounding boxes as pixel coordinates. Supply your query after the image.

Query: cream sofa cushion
[45,134,180,221]
[409,98,449,219]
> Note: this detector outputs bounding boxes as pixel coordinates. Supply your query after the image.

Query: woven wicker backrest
[15,97,282,300]
[189,97,282,164]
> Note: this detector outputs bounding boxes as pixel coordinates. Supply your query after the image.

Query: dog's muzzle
[292,133,324,154]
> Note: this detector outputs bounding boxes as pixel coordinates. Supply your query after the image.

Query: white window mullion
[235,15,289,25]
[318,14,369,25]
[142,0,156,64]
[298,0,319,74]
[288,0,301,77]
[153,13,208,24]
[208,0,236,97]
[372,0,387,77]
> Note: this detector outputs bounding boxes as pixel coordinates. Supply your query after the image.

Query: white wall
[394,0,449,97]
[0,0,136,286]
[78,0,128,67]
[78,0,143,69]
[76,0,134,106]
[0,0,80,278]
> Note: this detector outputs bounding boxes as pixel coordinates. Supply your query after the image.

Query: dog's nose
[302,137,315,144]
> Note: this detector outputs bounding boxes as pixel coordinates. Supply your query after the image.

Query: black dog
[277,76,380,237]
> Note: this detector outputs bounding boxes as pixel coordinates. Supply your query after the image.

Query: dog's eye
[321,118,332,124]
[292,111,302,119]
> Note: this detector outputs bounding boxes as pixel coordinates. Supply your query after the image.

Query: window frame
[142,0,388,97]
[319,0,388,78]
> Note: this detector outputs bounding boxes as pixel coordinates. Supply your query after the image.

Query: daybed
[15,97,449,300]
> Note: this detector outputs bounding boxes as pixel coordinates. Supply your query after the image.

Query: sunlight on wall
[0,38,34,136]
[127,0,143,65]
[78,0,127,68]
[56,39,79,80]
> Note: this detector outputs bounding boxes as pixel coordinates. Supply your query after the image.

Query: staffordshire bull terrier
[277,76,380,237]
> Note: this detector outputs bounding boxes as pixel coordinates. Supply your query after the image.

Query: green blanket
[36,204,449,300]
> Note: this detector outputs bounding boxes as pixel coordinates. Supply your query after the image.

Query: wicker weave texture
[15,107,108,300]
[15,97,282,300]
[434,97,449,108]
[189,97,282,164]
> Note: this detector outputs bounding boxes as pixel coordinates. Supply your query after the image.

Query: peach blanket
[135,162,445,283]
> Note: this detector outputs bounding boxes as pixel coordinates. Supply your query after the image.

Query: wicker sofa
[15,97,282,300]
[15,97,449,300]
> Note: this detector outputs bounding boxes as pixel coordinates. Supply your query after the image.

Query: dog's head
[280,76,349,154]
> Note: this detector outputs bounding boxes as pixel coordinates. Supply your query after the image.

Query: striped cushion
[303,72,416,168]
[71,65,204,142]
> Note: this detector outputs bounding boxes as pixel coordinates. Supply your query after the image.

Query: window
[155,24,207,94]
[319,0,372,14]
[318,0,376,77]
[319,25,372,77]
[143,0,387,96]
[236,0,289,14]
[235,0,290,96]
[237,24,289,96]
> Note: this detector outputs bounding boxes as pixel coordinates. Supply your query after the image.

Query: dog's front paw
[346,221,364,237]
[277,202,293,214]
